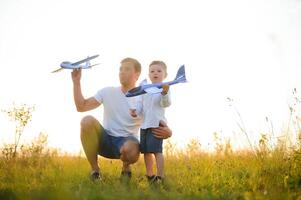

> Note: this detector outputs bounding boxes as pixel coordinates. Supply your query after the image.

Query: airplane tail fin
[174,65,187,83]
[86,58,91,68]
[139,79,148,86]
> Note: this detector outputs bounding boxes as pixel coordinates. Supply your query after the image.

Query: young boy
[129,60,171,183]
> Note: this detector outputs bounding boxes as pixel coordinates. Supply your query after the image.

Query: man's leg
[80,115,103,172]
[120,139,140,172]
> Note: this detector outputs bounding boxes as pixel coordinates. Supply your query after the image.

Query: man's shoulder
[100,86,120,92]
[97,86,120,96]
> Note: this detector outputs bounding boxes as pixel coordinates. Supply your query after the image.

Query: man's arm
[72,69,101,112]
[152,121,172,139]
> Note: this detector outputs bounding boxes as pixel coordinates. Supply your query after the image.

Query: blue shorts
[98,129,139,159]
[140,128,163,154]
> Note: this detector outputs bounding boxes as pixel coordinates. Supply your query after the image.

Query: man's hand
[71,69,82,83]
[161,84,169,96]
[152,121,172,139]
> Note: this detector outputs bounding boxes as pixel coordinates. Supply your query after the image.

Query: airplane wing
[51,68,64,73]
[144,87,163,94]
[139,79,148,86]
[71,55,99,66]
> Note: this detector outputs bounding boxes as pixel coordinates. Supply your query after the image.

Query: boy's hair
[149,60,167,73]
[149,60,168,77]
[121,57,141,74]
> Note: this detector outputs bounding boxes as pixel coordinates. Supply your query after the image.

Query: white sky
[0,0,301,153]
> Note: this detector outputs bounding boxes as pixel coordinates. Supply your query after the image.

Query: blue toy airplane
[125,65,187,97]
[51,54,99,73]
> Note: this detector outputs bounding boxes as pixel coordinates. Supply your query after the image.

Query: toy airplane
[51,54,99,73]
[125,65,187,97]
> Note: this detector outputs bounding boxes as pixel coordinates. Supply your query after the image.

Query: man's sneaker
[90,170,101,181]
[121,171,132,178]
[120,171,132,183]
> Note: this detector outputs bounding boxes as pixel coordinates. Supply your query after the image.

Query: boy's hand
[161,84,169,95]
[129,109,137,117]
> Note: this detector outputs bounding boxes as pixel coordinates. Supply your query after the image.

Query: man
[71,57,172,181]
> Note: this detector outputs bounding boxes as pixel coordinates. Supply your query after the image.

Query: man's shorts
[140,128,163,154]
[98,129,139,159]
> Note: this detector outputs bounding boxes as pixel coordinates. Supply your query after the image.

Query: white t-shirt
[94,87,143,138]
[136,91,171,129]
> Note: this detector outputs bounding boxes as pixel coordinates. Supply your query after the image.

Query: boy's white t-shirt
[137,91,171,129]
[94,86,142,138]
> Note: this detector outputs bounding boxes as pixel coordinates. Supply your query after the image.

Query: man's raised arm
[72,69,100,112]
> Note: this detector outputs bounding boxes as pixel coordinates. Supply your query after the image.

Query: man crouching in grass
[71,57,172,181]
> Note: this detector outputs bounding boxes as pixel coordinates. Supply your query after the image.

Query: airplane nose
[61,61,71,68]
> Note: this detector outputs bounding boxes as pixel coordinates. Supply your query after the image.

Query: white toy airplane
[51,54,99,73]
[125,65,187,97]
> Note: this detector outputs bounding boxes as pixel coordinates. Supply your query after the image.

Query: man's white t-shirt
[94,87,143,138]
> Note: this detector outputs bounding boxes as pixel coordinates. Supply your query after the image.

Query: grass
[1,137,301,200]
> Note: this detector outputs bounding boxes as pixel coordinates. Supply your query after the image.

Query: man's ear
[135,72,141,81]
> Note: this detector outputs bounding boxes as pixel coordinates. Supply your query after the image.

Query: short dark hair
[121,57,141,74]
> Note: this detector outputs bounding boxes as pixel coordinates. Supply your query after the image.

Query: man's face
[119,62,139,86]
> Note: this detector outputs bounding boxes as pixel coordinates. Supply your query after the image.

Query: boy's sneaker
[90,170,101,181]
[154,176,164,184]
[146,175,156,184]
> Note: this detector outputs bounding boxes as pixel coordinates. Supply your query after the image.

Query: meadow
[1,103,301,200]
[1,133,301,200]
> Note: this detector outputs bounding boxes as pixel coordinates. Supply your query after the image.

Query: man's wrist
[73,80,81,85]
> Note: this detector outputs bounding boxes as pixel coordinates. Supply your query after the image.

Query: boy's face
[149,64,166,83]
[119,62,139,86]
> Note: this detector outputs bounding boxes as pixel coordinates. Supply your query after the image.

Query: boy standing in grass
[130,61,171,183]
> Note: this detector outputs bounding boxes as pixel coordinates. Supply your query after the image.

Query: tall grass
[1,132,301,200]
[1,93,301,200]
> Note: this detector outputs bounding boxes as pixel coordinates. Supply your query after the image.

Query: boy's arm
[135,96,143,115]
[136,96,143,116]
[160,85,171,107]
[128,96,143,117]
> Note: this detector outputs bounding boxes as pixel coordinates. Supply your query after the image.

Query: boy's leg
[144,153,154,177]
[120,139,140,172]
[80,115,103,172]
[155,153,164,178]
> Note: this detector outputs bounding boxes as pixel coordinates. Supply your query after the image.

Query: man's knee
[120,140,140,164]
[80,115,102,139]
[81,115,98,129]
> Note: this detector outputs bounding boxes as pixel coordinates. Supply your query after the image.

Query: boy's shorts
[140,128,163,154]
[98,129,139,159]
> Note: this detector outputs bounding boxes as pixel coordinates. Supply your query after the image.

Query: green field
[1,136,301,200]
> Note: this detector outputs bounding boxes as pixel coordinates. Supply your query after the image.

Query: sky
[0,0,301,153]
